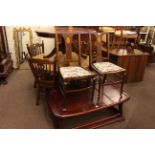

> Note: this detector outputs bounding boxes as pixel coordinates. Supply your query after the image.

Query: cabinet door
[117,55,148,82]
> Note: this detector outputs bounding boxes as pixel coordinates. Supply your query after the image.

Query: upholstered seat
[60,66,94,80]
[92,62,125,74]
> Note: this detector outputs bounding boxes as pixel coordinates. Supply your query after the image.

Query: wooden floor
[48,85,130,129]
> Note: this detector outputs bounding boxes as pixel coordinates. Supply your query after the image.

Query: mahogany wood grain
[109,49,149,82]
[48,85,130,128]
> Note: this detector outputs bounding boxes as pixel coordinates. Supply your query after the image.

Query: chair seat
[115,30,138,39]
[92,62,125,74]
[60,66,94,80]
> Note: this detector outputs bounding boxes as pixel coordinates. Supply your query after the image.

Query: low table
[48,85,130,129]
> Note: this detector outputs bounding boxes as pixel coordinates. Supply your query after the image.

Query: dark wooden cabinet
[109,49,149,83]
[0,26,13,84]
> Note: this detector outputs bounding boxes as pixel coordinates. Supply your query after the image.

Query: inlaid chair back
[88,31,109,64]
[27,40,44,57]
[55,32,83,67]
[55,31,96,111]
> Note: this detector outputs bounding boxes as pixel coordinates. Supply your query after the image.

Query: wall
[5,26,55,68]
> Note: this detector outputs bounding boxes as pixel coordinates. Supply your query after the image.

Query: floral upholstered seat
[60,66,94,80]
[93,62,125,74]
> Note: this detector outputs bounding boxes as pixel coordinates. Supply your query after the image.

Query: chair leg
[101,74,107,94]
[97,77,102,104]
[91,78,96,103]
[36,85,40,105]
[62,84,67,112]
[120,72,125,99]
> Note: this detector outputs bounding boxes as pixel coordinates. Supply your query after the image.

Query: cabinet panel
[110,49,148,83]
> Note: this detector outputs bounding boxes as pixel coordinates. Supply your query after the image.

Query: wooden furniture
[27,40,44,57]
[138,26,155,44]
[28,58,56,105]
[137,27,155,63]
[55,31,96,111]
[36,27,130,128]
[48,85,130,129]
[89,32,126,104]
[0,26,13,85]
[30,53,56,88]
[36,27,97,58]
[109,49,149,82]
[112,26,138,49]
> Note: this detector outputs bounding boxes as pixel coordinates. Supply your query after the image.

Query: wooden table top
[49,85,130,118]
[36,27,98,38]
[110,49,149,57]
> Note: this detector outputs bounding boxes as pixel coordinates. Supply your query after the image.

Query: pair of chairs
[55,31,126,111]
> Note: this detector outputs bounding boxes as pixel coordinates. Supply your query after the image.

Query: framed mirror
[13,27,33,68]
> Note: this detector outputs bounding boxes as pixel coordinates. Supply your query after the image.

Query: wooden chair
[27,40,44,57]
[28,58,56,105]
[55,32,96,111]
[112,26,138,50]
[89,31,126,105]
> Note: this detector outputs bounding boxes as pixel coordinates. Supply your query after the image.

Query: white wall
[5,26,55,68]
